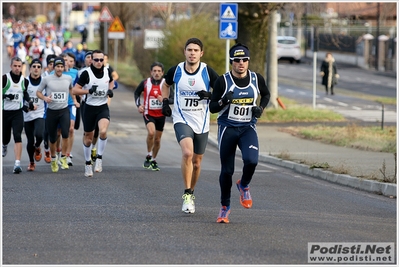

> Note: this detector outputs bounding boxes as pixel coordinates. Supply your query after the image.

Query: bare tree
[100,2,146,60]
[149,3,174,26]
[236,3,284,75]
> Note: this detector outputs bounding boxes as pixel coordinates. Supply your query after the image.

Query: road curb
[207,136,396,198]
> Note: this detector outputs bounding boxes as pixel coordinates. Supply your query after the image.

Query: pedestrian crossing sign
[108,16,125,32]
[220,3,238,21]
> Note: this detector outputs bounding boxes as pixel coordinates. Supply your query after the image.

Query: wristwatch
[218,99,223,106]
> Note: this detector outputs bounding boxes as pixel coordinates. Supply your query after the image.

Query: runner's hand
[252,106,263,118]
[196,90,212,100]
[107,89,113,98]
[221,91,233,105]
[162,98,172,117]
[4,94,15,100]
[88,85,98,94]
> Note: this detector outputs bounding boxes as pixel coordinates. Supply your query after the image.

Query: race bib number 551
[51,92,67,103]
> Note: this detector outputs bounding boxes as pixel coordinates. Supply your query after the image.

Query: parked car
[277,36,301,63]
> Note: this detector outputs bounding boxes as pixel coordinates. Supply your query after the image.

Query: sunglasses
[232,57,250,63]
[93,58,104,62]
[31,65,42,69]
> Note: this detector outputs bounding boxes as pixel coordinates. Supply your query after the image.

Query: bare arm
[161,82,171,100]
[112,71,119,81]
[72,83,87,96]
[36,90,52,103]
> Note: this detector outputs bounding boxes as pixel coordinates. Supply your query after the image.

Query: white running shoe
[85,164,93,177]
[94,158,102,172]
[67,156,73,166]
[182,193,195,213]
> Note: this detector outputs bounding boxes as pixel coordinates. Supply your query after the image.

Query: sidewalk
[207,123,397,197]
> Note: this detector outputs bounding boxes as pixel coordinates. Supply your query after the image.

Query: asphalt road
[2,82,396,264]
[277,59,397,98]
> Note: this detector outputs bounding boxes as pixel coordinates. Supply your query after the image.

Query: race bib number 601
[227,104,252,122]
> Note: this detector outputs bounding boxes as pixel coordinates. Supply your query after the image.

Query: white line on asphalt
[352,106,362,110]
[337,102,348,107]
[324,98,334,102]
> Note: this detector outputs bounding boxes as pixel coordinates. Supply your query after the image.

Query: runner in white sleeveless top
[161,38,219,214]
[23,59,46,171]
[2,57,33,173]
[72,50,114,177]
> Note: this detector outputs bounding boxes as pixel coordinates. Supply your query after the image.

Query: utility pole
[375,2,380,70]
[267,10,278,109]
[304,3,309,59]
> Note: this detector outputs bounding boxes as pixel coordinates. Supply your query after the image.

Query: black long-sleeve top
[209,70,270,114]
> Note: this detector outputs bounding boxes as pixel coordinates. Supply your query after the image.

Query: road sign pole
[104,22,108,55]
[313,51,317,109]
[99,6,114,55]
[114,39,118,71]
[225,39,230,73]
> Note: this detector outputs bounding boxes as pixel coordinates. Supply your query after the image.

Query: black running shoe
[150,160,160,171]
[143,155,152,169]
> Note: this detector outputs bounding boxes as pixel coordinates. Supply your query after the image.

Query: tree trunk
[236,3,270,75]
[237,3,283,108]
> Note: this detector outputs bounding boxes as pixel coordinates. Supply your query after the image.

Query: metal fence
[278,26,397,71]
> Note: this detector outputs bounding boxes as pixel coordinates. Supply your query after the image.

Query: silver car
[277,36,301,63]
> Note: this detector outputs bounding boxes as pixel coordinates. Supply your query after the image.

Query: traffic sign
[108,16,125,39]
[99,6,113,22]
[108,17,125,32]
[220,3,238,21]
[219,3,238,40]
[144,29,165,49]
[219,21,237,39]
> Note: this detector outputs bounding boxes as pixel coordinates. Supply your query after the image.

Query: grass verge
[210,97,346,123]
[280,123,396,153]
[115,61,144,89]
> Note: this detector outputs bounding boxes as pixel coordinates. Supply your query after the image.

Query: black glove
[252,106,263,118]
[221,91,234,105]
[4,94,15,100]
[162,98,172,117]
[29,102,34,110]
[88,85,98,94]
[22,100,29,112]
[106,89,113,98]
[196,90,212,100]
